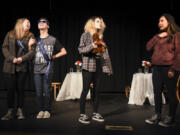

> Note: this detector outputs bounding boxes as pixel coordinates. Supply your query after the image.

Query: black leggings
[152,65,178,117]
[80,69,102,114]
[4,72,27,108]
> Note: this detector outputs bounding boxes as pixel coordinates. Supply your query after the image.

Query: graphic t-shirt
[34,35,63,74]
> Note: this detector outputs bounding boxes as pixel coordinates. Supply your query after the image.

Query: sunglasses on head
[38,20,49,24]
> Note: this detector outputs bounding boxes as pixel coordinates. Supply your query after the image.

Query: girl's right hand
[13,58,17,63]
[92,42,98,48]
[158,32,168,38]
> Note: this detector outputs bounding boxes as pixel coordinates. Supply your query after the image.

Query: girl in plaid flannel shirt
[78,16,112,124]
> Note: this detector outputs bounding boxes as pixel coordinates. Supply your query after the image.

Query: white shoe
[92,113,104,122]
[36,111,44,119]
[17,108,25,120]
[78,114,90,124]
[1,109,13,120]
[43,111,50,118]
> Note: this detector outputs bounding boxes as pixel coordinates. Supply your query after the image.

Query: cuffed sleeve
[146,34,159,51]
[170,32,180,71]
[2,32,15,62]
[78,32,94,54]
[21,44,36,61]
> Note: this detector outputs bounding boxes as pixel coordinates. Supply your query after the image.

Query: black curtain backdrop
[0,0,180,92]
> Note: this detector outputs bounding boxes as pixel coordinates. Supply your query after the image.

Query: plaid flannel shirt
[78,32,113,74]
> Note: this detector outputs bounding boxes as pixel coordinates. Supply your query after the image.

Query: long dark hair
[160,13,180,34]
[159,13,180,42]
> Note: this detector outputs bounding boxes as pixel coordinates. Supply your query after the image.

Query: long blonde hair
[10,18,32,40]
[84,16,106,39]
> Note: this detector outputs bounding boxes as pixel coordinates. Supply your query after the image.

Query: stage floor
[0,91,179,135]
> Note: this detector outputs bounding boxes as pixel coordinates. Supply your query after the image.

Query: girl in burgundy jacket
[145,13,180,127]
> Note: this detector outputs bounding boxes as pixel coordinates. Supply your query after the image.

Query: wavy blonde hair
[84,16,106,39]
[10,18,32,40]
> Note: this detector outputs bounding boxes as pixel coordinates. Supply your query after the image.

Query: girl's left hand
[28,37,36,46]
[168,71,174,78]
[28,38,36,50]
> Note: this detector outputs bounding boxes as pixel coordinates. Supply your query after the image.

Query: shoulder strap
[16,40,27,53]
[37,37,52,81]
[37,37,50,61]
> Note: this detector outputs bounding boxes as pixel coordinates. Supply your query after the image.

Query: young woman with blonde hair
[1,18,36,120]
[78,16,113,124]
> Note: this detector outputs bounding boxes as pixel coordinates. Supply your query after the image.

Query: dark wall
[0,0,179,92]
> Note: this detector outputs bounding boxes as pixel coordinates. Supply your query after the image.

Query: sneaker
[1,109,13,120]
[36,111,44,119]
[158,116,176,127]
[78,114,90,124]
[92,113,104,122]
[43,111,51,118]
[17,108,25,120]
[145,114,161,124]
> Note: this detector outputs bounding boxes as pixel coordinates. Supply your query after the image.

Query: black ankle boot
[145,114,161,124]
[158,116,175,127]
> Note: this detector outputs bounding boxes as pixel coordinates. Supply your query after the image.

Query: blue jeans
[34,73,52,112]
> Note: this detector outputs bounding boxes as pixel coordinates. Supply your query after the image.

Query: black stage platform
[0,91,179,135]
